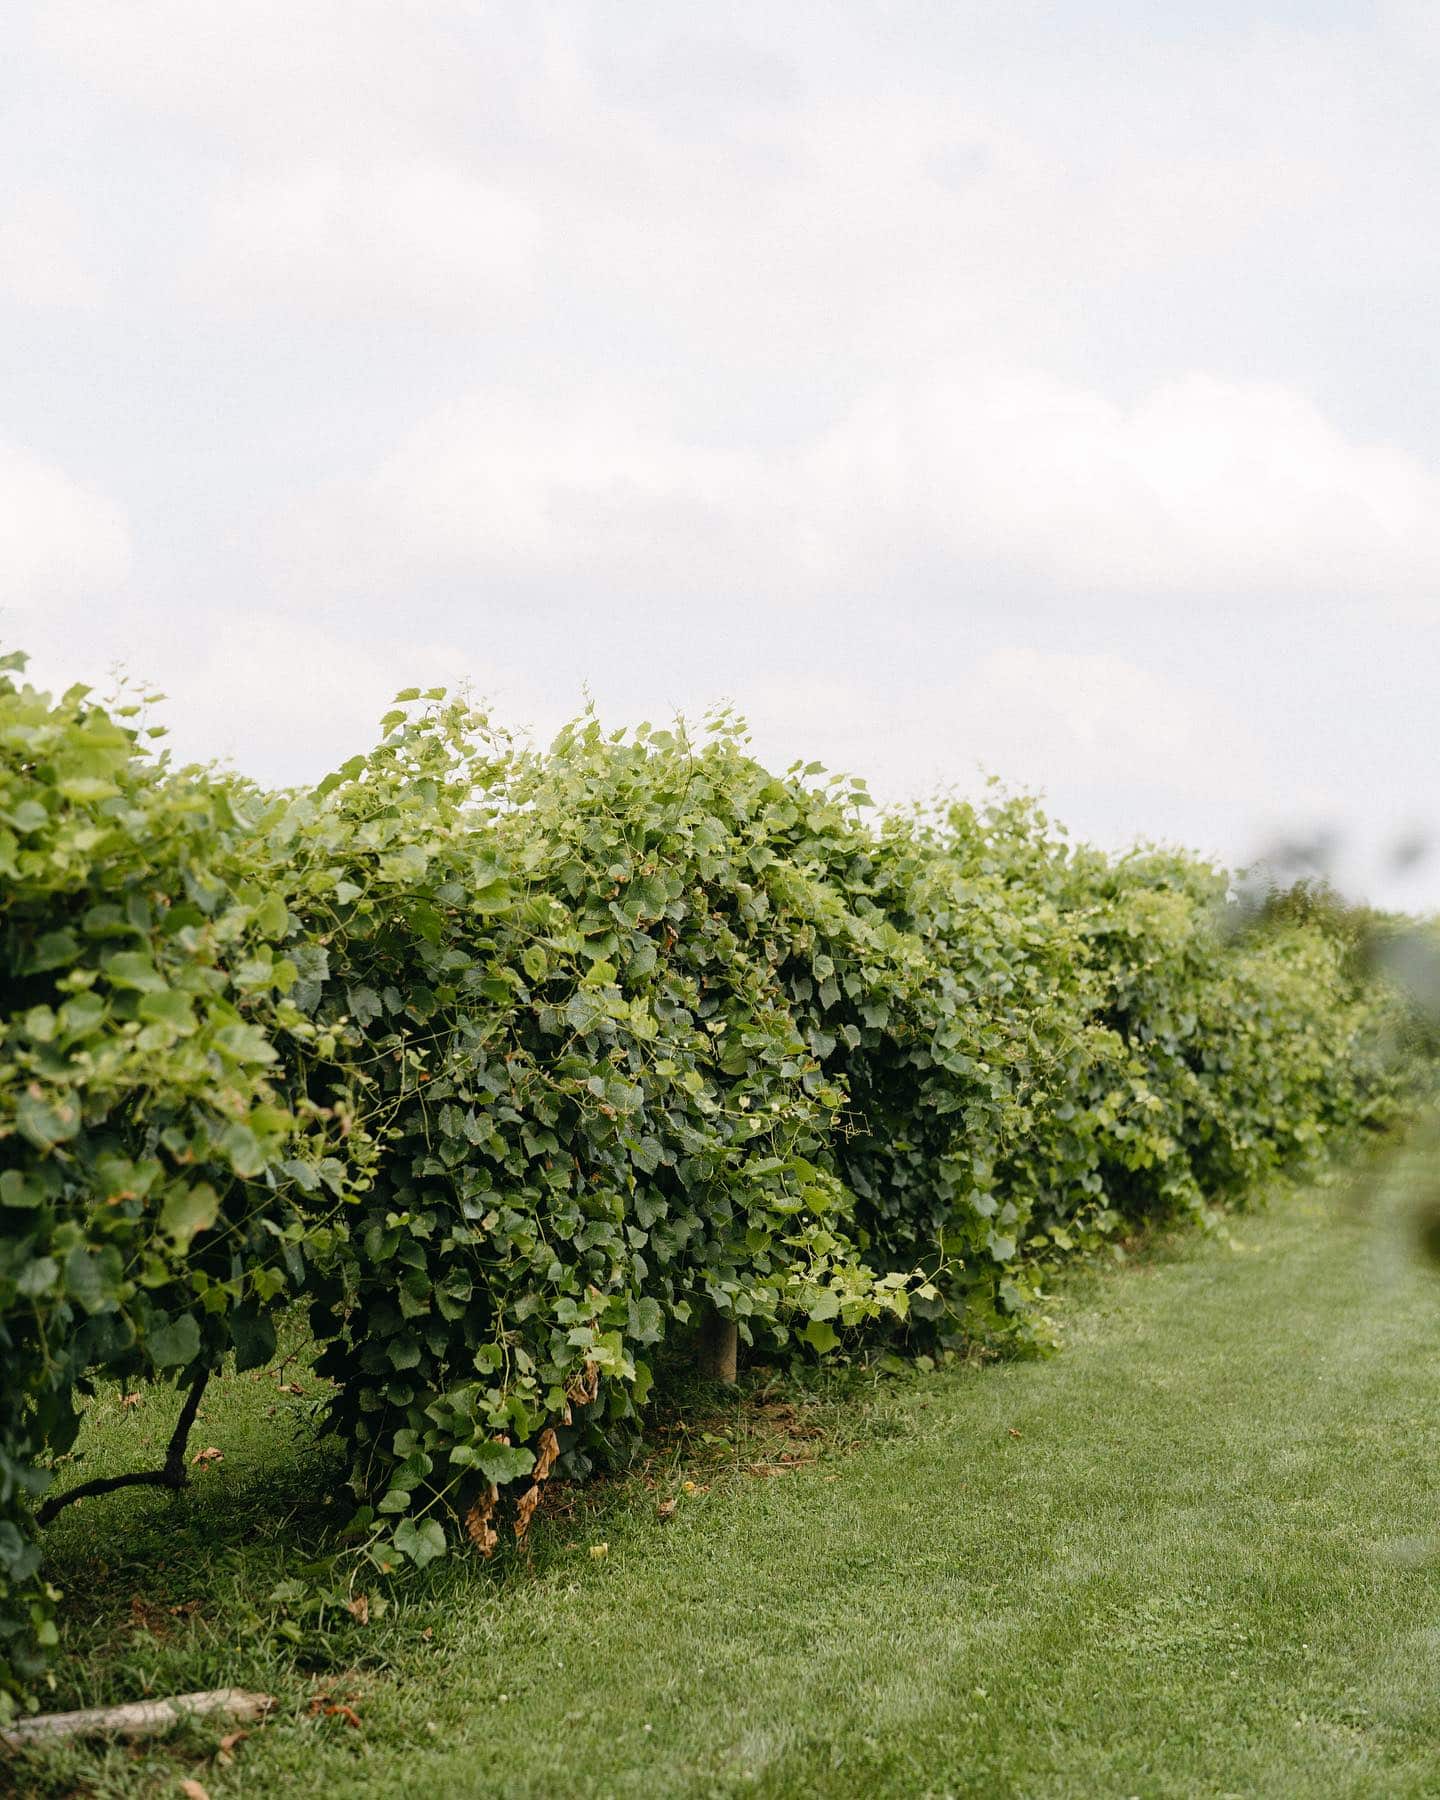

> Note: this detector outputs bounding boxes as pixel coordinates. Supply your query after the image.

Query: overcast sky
[4,2,1438,906]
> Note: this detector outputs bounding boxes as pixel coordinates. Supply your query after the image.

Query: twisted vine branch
[36,1369,211,1527]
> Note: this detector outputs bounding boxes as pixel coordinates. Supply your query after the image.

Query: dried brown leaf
[129,1593,173,1638]
[347,1593,370,1625]
[464,1484,500,1557]
[532,1427,560,1484]
[513,1484,541,1543]
[565,1361,600,1406]
[308,1694,362,1728]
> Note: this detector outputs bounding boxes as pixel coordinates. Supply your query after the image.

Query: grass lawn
[10,1153,1440,1798]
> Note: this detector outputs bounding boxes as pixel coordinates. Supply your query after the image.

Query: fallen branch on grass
[0,1687,274,1750]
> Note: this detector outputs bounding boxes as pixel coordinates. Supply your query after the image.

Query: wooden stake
[697,1308,738,1384]
[1,1687,274,1750]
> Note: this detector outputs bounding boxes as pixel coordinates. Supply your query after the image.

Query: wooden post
[697,1307,738,1384]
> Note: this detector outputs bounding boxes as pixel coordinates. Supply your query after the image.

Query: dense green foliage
[0,656,358,1713]
[0,654,1427,1717]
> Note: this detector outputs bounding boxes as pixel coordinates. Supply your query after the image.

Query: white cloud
[0,188,103,310]
[16,1,1440,901]
[33,1,503,151]
[19,606,558,787]
[864,369,1440,598]
[730,649,1262,809]
[284,366,1440,607]
[187,161,542,317]
[0,442,131,611]
[30,5,1358,364]
[279,388,836,603]
[945,648,1261,803]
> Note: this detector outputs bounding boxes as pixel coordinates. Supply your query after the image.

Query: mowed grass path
[17,1165,1440,1798]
